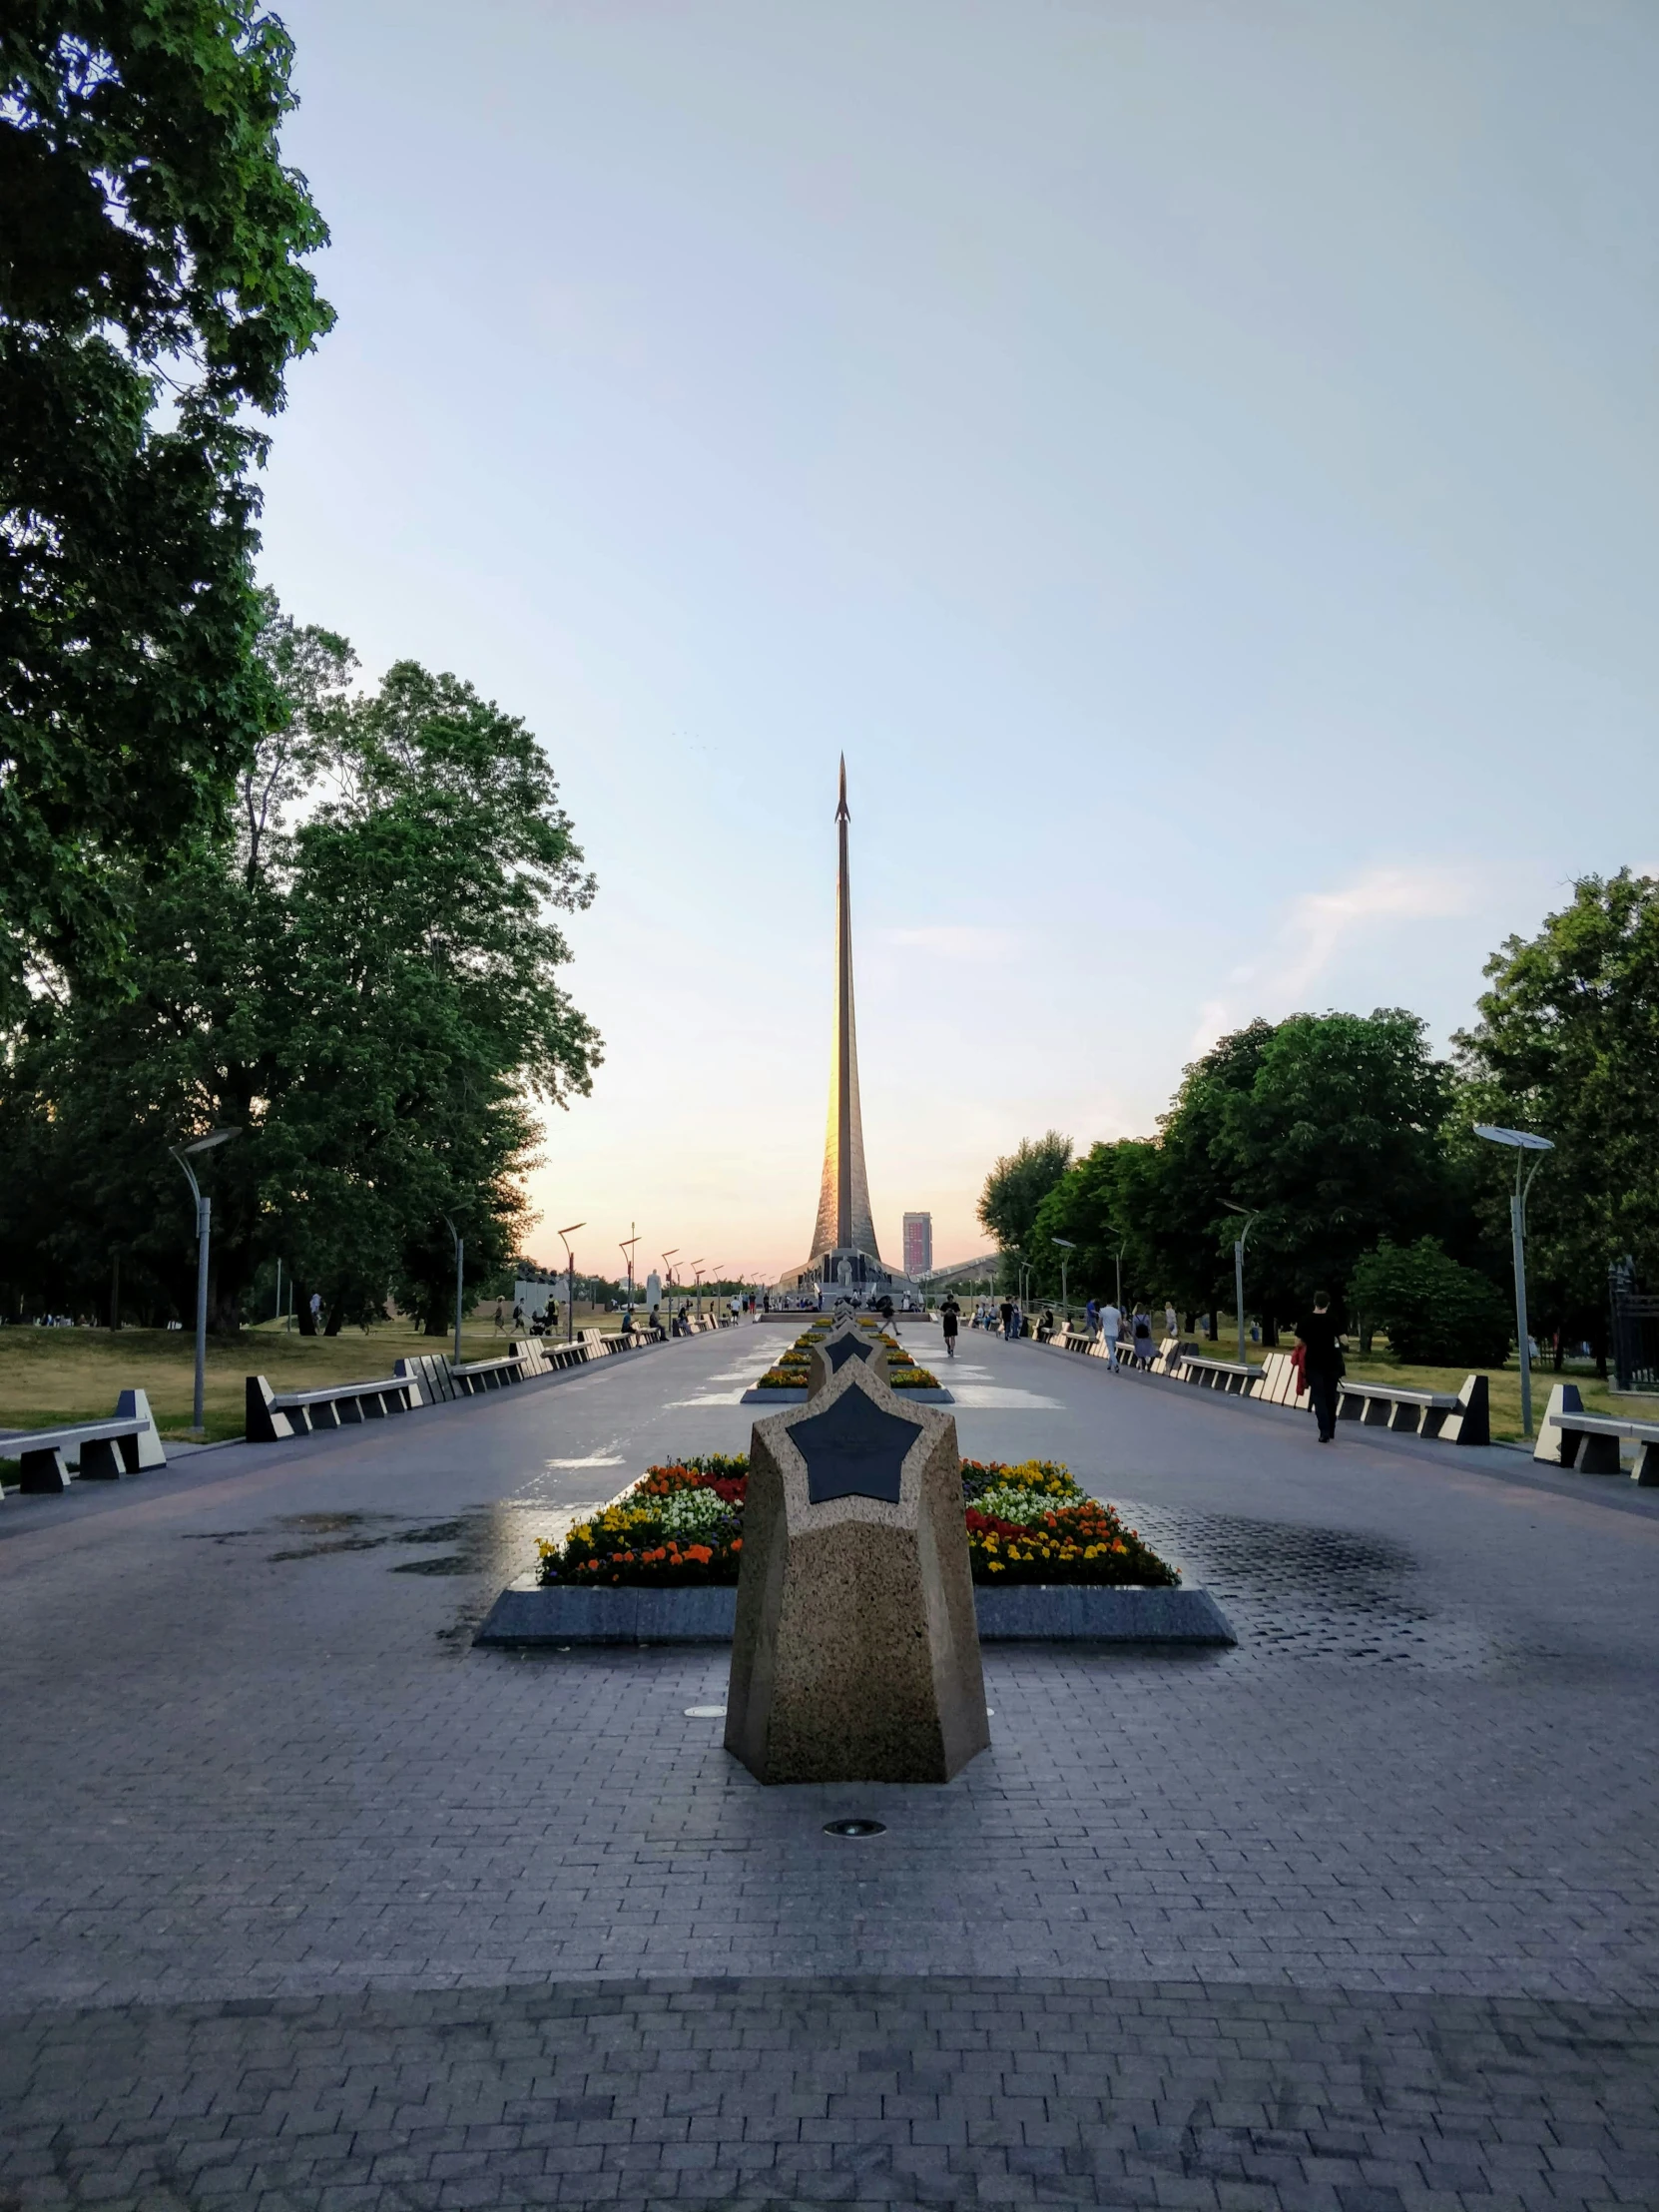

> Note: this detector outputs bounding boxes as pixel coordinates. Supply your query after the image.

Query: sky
[256,0,1659,1284]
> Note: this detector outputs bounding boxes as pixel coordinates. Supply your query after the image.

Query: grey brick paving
[3,1974,1657,2210]
[4,1325,1659,2206]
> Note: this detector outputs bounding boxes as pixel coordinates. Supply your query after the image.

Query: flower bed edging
[473,1580,1235,1646]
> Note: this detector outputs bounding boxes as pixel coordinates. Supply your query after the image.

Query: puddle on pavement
[1109,1500,1500,1673]
[247,1501,574,1587]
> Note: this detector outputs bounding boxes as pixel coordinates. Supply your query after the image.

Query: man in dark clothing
[1297,1296,1345,1441]
[940,1296,959,1358]
[999,1299,1015,1341]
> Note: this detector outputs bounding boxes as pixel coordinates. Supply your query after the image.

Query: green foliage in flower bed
[535,1455,1177,1588]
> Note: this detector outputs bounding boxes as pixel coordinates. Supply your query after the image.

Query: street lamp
[1475,1124,1554,1437]
[620,1227,639,1323]
[687,1260,706,1321]
[169,1127,242,1435]
[1052,1238,1075,1322]
[441,1214,466,1366]
[556,1221,586,1345]
[1222,1202,1261,1367]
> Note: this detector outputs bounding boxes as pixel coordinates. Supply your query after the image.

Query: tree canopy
[0,1,333,1016]
[0,615,601,1334]
[976,1131,1071,1289]
[1454,870,1659,1362]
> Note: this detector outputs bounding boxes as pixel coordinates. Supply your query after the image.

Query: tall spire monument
[783,760,912,1298]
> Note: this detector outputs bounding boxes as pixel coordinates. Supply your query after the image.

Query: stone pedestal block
[805,1318,889,1397]
[725,1361,988,1785]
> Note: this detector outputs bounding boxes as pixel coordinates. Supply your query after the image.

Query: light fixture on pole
[1474,1124,1554,1437]
[1051,1238,1075,1322]
[1221,1203,1261,1367]
[620,1227,639,1323]
[659,1249,678,1325]
[169,1127,242,1435]
[688,1260,706,1321]
[556,1221,586,1345]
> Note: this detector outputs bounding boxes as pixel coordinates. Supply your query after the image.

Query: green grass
[0,1308,627,1443]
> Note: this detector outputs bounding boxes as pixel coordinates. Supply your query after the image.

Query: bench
[1337,1373,1488,1445]
[1534,1383,1659,1483]
[1179,1354,1259,1394]
[2,1390,167,1493]
[246,1372,422,1442]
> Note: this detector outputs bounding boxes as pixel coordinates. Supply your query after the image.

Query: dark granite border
[473,1580,1234,1645]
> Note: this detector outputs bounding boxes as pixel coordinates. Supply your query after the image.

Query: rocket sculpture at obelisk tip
[782,758,904,1295]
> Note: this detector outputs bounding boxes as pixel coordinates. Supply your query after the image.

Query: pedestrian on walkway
[1085,1296,1099,1339]
[1100,1299,1120,1369]
[1132,1306,1154,1369]
[1296,1296,1346,1442]
[1164,1301,1177,1341]
[941,1296,959,1359]
[999,1297,1014,1340]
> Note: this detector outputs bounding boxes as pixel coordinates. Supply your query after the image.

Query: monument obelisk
[782,759,909,1297]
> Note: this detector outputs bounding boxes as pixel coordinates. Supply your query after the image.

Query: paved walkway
[3,1322,1657,2208]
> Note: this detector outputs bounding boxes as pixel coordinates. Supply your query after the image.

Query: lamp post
[688,1261,706,1320]
[620,1227,639,1325]
[1052,1238,1075,1322]
[1474,1124,1554,1437]
[441,1214,466,1365]
[556,1221,586,1344]
[169,1127,242,1435]
[1222,1202,1260,1367]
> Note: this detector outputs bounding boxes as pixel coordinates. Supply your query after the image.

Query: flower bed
[752,1325,939,1393]
[537,1454,1176,1589]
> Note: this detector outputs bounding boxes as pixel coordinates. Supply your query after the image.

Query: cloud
[1190,862,1481,1052]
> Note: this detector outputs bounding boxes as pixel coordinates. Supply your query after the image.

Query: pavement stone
[3,1323,1659,2206]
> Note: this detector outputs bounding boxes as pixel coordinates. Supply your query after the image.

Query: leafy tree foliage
[1453,871,1659,1367]
[0,2,333,1015]
[1028,1139,1162,1307]
[976,1131,1071,1291]
[0,622,600,1332]
[1349,1238,1511,1367]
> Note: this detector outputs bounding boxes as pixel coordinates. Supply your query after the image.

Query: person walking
[999,1297,1014,1341]
[1132,1306,1154,1369]
[1296,1295,1346,1442]
[1164,1301,1177,1342]
[1099,1298,1120,1369]
[1085,1296,1099,1339]
[941,1295,959,1359]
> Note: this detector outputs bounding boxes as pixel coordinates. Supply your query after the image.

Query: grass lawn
[0,1307,630,1446]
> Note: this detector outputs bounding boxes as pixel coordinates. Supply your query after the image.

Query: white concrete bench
[246,1372,421,1442]
[1534,1383,1659,1483]
[1337,1374,1489,1445]
[2,1390,167,1493]
[1180,1354,1259,1394]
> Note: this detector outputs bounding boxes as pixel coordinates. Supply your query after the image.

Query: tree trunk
[294,1281,316,1336]
[110,1251,121,1331]
[1206,1311,1219,1341]
[323,1298,344,1337]
[1262,1314,1280,1347]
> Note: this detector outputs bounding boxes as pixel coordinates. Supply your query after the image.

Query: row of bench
[245,1324,676,1440]
[1044,1326,1491,1445]
[2,1317,723,1493]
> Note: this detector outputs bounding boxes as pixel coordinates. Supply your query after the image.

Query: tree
[977,1132,1072,1290]
[0,2,333,1017]
[1350,1239,1511,1367]
[1453,871,1659,1371]
[0,625,602,1334]
[1029,1140,1162,1307]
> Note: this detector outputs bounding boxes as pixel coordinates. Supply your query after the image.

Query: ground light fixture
[1221,1202,1261,1367]
[1474,1124,1555,1437]
[168,1127,242,1434]
[556,1221,586,1344]
[824,1819,887,1839]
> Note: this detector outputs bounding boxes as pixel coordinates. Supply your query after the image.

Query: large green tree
[1453,871,1659,1369]
[0,628,602,1333]
[0,1,332,1016]
[976,1131,1072,1291]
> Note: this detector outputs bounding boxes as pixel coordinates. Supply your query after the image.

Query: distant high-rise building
[902,1212,932,1279]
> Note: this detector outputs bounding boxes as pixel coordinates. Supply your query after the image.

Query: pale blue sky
[257,0,1659,1279]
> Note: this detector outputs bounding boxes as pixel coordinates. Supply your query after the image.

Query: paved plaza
[3,1323,1659,2208]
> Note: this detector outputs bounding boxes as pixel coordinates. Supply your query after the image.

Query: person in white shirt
[1100,1301,1120,1368]
[1164,1303,1177,1341]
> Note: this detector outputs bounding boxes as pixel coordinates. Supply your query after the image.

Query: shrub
[1350,1238,1511,1368]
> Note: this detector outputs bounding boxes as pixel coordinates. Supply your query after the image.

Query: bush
[1350,1239,1511,1368]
